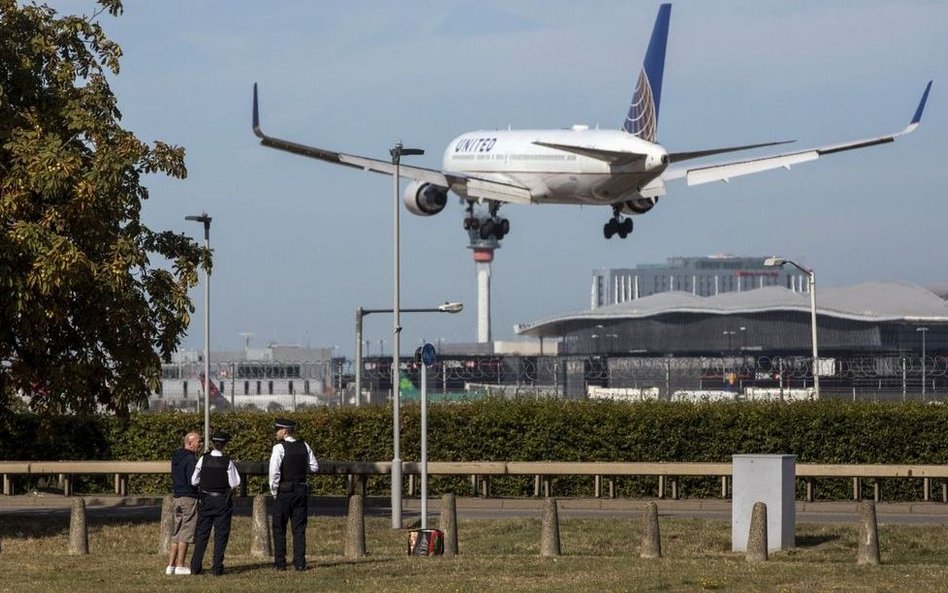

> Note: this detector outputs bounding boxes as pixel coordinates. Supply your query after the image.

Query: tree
[0,0,206,417]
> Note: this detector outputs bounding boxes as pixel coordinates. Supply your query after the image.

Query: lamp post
[185,213,212,450]
[354,303,463,407]
[764,257,819,398]
[917,326,929,398]
[390,142,424,529]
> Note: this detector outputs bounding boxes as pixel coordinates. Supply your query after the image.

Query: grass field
[2,512,947,592]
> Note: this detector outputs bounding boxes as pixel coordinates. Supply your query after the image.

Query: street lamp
[764,257,819,398]
[185,212,212,450]
[390,142,424,530]
[355,302,463,407]
[917,326,929,398]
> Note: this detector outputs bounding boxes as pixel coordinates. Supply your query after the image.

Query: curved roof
[515,281,948,337]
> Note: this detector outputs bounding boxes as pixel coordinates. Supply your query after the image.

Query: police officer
[189,431,241,576]
[269,418,318,571]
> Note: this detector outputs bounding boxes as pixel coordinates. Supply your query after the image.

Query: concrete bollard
[640,501,662,559]
[345,493,366,558]
[439,493,459,556]
[746,501,768,562]
[158,495,173,554]
[250,495,272,558]
[857,501,881,565]
[540,497,561,557]
[68,497,89,555]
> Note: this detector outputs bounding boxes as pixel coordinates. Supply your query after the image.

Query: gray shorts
[171,496,198,544]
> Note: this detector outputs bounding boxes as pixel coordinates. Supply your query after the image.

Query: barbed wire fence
[147,354,948,412]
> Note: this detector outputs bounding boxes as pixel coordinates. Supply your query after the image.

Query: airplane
[252,3,931,240]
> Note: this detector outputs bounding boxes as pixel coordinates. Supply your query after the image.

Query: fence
[4,460,948,504]
[148,354,948,411]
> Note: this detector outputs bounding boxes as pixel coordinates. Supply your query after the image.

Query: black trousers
[190,493,232,575]
[272,483,308,570]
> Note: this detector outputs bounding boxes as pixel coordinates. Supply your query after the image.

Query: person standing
[268,418,318,571]
[189,431,240,576]
[166,431,202,575]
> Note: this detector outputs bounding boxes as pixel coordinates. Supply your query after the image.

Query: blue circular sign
[421,343,437,366]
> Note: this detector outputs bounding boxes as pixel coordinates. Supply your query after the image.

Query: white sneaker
[174,567,192,575]
[165,566,175,575]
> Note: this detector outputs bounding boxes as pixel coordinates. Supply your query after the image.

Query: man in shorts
[166,431,201,575]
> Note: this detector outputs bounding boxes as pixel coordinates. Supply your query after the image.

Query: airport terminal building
[518,281,948,358]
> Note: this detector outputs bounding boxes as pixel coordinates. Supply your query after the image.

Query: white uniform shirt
[191,449,241,489]
[268,436,318,496]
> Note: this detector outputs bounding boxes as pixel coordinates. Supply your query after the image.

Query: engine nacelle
[403,181,448,216]
[620,196,659,216]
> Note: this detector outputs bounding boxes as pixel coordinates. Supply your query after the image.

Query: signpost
[418,343,436,529]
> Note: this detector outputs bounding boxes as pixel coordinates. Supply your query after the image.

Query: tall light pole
[185,213,212,450]
[764,257,819,398]
[354,303,463,407]
[917,326,929,398]
[390,142,424,529]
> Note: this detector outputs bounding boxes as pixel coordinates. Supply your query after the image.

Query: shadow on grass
[0,512,159,539]
[316,557,398,569]
[225,557,395,575]
[796,533,841,548]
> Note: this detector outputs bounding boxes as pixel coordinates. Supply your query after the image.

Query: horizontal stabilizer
[532,141,646,166]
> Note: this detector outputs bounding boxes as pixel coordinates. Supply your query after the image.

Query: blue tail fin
[622,3,671,142]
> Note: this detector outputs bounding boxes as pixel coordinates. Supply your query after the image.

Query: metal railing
[3,460,948,503]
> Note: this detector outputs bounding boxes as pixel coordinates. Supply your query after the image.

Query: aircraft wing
[663,81,932,186]
[252,84,532,205]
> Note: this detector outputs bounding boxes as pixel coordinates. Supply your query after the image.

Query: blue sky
[55,1,948,355]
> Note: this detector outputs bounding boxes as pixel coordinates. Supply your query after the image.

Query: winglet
[911,80,932,125]
[622,3,671,141]
[899,80,932,136]
[252,82,264,138]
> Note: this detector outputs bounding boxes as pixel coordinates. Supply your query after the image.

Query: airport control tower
[466,212,503,343]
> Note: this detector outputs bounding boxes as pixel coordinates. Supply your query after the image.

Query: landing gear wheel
[622,218,634,235]
[603,219,618,239]
[479,219,496,240]
[500,218,510,235]
[463,217,472,230]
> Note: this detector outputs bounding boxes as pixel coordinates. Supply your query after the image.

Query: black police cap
[274,418,296,430]
[210,431,230,443]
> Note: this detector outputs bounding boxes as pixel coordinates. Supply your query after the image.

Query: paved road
[3,495,948,525]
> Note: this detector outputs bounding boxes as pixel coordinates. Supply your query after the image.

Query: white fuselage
[441,128,669,205]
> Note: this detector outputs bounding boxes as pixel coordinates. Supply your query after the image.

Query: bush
[3,399,947,499]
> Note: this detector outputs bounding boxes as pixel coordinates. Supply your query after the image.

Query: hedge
[2,399,947,499]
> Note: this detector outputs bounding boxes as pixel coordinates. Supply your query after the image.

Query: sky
[50,0,948,357]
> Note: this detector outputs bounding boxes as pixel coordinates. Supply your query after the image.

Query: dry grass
[1,513,947,592]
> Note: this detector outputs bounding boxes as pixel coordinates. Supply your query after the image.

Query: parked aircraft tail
[623,3,671,142]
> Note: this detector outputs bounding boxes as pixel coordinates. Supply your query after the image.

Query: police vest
[200,454,231,492]
[279,440,309,489]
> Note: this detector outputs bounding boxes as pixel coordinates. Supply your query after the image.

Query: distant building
[152,344,339,411]
[591,255,803,309]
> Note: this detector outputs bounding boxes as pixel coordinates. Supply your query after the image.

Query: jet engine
[620,196,659,216]
[403,181,449,216]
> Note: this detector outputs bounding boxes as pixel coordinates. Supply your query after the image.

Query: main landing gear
[463,200,509,240]
[603,206,634,239]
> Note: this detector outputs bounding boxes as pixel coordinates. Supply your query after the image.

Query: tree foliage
[0,0,206,416]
